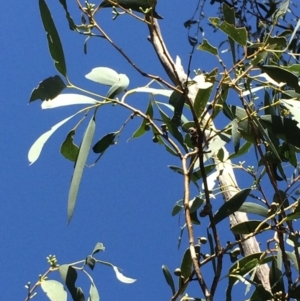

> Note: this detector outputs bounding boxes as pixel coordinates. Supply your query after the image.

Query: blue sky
[2,1,295,301]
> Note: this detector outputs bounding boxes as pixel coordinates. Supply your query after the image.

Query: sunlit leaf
[39,0,67,76]
[28,113,79,165]
[86,67,119,85]
[41,280,67,301]
[112,266,136,284]
[91,242,105,255]
[87,283,100,301]
[61,130,79,162]
[213,189,251,225]
[133,87,172,97]
[68,116,96,223]
[30,76,66,102]
[162,265,176,295]
[59,265,77,289]
[42,93,99,109]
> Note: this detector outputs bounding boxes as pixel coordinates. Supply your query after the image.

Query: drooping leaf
[179,246,200,294]
[131,100,153,139]
[169,90,185,126]
[162,265,176,295]
[172,199,183,216]
[61,130,79,162]
[41,280,67,301]
[250,284,273,301]
[156,103,186,150]
[238,202,268,218]
[106,74,130,99]
[269,258,284,295]
[231,220,269,235]
[190,197,204,213]
[93,132,117,154]
[207,228,216,274]
[231,119,241,153]
[68,116,96,223]
[228,141,252,160]
[58,0,76,30]
[213,189,251,225]
[111,266,137,284]
[28,112,80,165]
[91,242,105,255]
[41,93,99,109]
[30,76,66,102]
[39,0,67,76]
[87,283,100,301]
[197,39,218,56]
[194,81,214,119]
[58,266,84,301]
[85,256,96,271]
[259,115,300,148]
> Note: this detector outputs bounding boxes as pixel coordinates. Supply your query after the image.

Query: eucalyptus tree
[27,0,300,300]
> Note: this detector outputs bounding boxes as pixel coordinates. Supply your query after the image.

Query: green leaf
[259,65,300,93]
[231,119,241,153]
[169,90,185,126]
[197,39,218,56]
[228,141,252,160]
[91,242,105,255]
[93,132,117,154]
[61,130,79,162]
[107,74,130,99]
[162,265,176,295]
[41,280,67,301]
[213,189,251,226]
[131,100,153,139]
[58,0,76,30]
[180,246,200,294]
[238,202,268,218]
[87,283,100,301]
[231,220,269,234]
[172,199,183,216]
[269,258,284,295]
[39,0,67,76]
[207,228,216,274]
[68,116,96,223]
[85,256,96,270]
[190,197,204,213]
[260,115,300,148]
[30,76,66,102]
[28,112,80,165]
[209,17,247,46]
[250,284,273,301]
[194,80,214,119]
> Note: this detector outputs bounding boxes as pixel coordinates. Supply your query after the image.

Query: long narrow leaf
[28,113,80,165]
[68,116,96,223]
[39,0,67,76]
